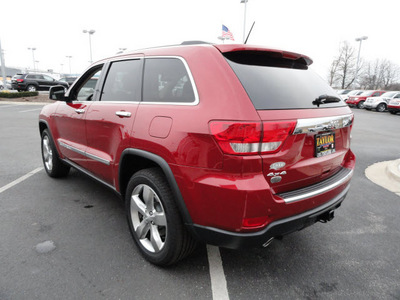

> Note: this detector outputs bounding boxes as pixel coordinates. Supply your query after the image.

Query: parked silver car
[364,91,400,112]
[341,90,363,102]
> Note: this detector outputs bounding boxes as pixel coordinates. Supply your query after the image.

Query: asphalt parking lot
[1,102,399,300]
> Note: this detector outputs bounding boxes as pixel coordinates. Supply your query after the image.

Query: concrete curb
[365,160,400,196]
[386,159,400,184]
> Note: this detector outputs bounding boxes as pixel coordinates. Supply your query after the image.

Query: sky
[1,0,398,80]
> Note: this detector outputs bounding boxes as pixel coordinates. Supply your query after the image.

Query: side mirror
[49,85,67,101]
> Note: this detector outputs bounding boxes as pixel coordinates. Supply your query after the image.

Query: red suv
[346,90,385,108]
[39,42,355,265]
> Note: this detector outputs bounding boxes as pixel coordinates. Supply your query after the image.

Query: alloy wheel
[42,135,53,171]
[130,184,167,253]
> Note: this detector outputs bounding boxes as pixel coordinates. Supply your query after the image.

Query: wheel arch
[39,120,63,158]
[119,149,193,226]
[39,119,48,135]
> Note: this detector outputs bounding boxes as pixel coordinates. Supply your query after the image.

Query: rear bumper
[388,106,400,113]
[11,83,26,90]
[190,184,349,249]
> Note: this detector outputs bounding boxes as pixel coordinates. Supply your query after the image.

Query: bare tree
[328,41,359,89]
[381,60,399,89]
[361,59,399,90]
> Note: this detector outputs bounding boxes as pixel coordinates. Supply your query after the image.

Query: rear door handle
[75,109,85,114]
[115,111,132,118]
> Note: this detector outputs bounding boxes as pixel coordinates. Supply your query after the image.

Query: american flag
[222,25,234,41]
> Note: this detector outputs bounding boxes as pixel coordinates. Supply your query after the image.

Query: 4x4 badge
[267,171,287,177]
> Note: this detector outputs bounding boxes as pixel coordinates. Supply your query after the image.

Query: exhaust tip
[262,237,274,248]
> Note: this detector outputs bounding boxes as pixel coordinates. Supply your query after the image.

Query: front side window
[143,58,195,103]
[69,65,103,101]
[101,59,142,102]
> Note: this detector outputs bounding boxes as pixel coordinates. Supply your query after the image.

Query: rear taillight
[209,122,261,155]
[261,121,297,153]
[209,120,296,155]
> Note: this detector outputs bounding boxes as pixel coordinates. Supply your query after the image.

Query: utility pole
[0,39,8,90]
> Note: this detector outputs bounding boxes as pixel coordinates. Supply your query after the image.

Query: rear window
[225,53,346,110]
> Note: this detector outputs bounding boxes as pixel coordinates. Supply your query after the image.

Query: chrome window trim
[293,114,353,135]
[59,141,111,166]
[141,56,200,106]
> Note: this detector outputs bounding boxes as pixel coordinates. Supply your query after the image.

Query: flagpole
[241,0,248,43]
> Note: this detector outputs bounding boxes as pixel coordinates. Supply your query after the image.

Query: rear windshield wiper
[312,95,342,107]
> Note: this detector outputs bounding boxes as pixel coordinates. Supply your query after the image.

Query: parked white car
[341,90,363,102]
[364,91,400,112]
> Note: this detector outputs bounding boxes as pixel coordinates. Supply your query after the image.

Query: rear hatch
[216,45,353,194]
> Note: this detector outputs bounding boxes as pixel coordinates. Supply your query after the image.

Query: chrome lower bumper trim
[278,167,353,203]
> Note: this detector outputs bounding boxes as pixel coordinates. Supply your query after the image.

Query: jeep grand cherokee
[39,42,355,266]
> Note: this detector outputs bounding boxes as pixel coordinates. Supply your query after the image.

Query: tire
[27,85,37,92]
[41,129,70,177]
[376,103,386,112]
[126,168,197,266]
[357,101,365,109]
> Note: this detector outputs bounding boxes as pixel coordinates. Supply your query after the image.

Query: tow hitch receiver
[318,210,335,223]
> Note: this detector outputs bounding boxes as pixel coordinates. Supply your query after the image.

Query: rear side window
[101,59,142,102]
[225,53,345,110]
[143,58,195,103]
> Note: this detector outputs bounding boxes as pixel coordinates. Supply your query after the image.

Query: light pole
[83,29,95,64]
[0,39,8,90]
[28,47,36,71]
[66,56,72,74]
[240,0,248,43]
[354,36,368,88]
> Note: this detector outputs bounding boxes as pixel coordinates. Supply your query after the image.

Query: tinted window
[101,59,142,102]
[225,57,346,110]
[43,75,54,81]
[143,58,195,103]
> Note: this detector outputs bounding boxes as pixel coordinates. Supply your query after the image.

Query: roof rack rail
[181,41,211,45]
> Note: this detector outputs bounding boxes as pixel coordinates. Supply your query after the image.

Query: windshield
[360,91,373,96]
[381,91,397,98]
[225,56,345,110]
[348,90,360,96]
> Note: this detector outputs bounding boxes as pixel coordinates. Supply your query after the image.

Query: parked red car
[39,42,355,265]
[346,90,385,108]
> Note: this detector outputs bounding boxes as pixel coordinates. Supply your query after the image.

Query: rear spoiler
[214,44,313,69]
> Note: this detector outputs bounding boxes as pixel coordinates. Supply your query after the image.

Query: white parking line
[19,108,42,113]
[207,245,230,300]
[0,167,43,194]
